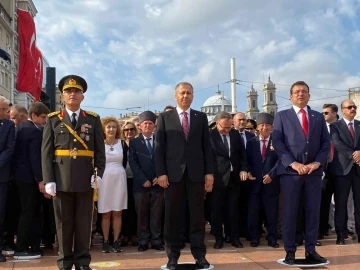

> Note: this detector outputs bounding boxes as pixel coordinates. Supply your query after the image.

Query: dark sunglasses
[342,105,357,110]
[123,128,135,132]
[322,112,329,115]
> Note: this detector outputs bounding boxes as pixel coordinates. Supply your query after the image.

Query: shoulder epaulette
[85,110,98,117]
[48,111,60,117]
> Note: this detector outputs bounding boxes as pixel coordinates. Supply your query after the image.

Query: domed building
[201,90,232,123]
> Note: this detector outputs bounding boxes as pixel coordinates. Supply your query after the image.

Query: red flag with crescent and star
[17,9,43,101]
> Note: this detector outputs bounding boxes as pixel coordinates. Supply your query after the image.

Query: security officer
[42,75,105,270]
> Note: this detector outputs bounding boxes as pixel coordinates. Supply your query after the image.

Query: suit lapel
[62,110,73,128]
[354,120,360,146]
[215,129,228,156]
[288,108,306,138]
[340,119,354,146]
[75,110,87,131]
[170,110,185,141]
[263,136,273,163]
[308,109,316,138]
[187,109,197,141]
[139,135,151,155]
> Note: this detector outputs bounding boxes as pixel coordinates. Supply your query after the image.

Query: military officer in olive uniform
[42,75,105,270]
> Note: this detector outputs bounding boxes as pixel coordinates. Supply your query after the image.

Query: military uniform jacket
[41,109,106,192]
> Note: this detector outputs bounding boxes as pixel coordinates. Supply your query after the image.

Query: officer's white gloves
[322,172,325,180]
[45,182,56,196]
[91,175,101,189]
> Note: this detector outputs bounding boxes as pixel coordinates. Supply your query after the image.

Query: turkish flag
[17,9,42,100]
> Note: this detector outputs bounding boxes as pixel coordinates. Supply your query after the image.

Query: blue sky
[34,0,360,118]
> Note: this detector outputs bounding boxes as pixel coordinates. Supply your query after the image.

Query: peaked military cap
[245,119,257,129]
[58,75,88,93]
[139,111,156,124]
[256,113,274,125]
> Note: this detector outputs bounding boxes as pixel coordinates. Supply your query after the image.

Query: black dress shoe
[316,240,322,246]
[284,251,295,265]
[195,257,210,269]
[305,251,327,263]
[336,236,345,245]
[138,244,148,252]
[214,238,223,249]
[268,240,280,248]
[76,266,92,270]
[231,238,243,248]
[152,244,165,251]
[167,257,178,270]
[224,235,231,243]
[250,240,259,247]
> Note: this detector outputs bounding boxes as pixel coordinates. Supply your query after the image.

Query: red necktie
[300,108,308,137]
[182,112,189,139]
[348,122,355,141]
[261,139,267,161]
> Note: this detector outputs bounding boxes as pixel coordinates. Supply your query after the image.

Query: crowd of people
[0,77,359,270]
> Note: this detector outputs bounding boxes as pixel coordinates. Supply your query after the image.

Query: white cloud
[32,0,360,117]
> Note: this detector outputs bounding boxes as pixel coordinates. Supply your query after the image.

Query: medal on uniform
[85,134,90,141]
[81,125,86,132]
[80,133,85,139]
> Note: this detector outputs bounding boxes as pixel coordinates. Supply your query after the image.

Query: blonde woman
[120,122,139,247]
[99,117,128,253]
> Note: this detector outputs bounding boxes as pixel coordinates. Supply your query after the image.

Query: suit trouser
[122,178,137,239]
[319,166,336,234]
[335,167,360,236]
[238,181,249,237]
[4,181,19,248]
[211,175,240,239]
[134,190,164,245]
[281,174,322,253]
[248,191,279,242]
[16,182,41,252]
[0,182,8,252]
[42,196,56,246]
[164,169,206,260]
[53,190,93,269]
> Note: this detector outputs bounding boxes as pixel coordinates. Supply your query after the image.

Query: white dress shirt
[259,136,269,153]
[292,105,309,129]
[66,107,80,122]
[142,134,154,147]
[176,107,191,127]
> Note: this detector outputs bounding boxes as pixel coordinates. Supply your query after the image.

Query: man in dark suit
[330,99,360,245]
[42,75,106,270]
[210,111,248,249]
[247,113,280,248]
[272,81,330,264]
[12,102,50,259]
[0,96,16,263]
[232,112,255,241]
[155,82,214,270]
[129,111,164,252]
[318,104,338,239]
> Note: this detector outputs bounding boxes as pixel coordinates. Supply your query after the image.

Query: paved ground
[1,229,360,270]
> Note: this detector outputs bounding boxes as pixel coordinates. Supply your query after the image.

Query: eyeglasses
[123,128,135,132]
[342,105,357,110]
[322,112,329,115]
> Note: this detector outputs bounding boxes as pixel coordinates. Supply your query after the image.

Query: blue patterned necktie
[146,137,153,153]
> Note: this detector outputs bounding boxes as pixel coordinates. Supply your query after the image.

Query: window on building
[6,34,10,45]
[270,110,275,116]
[252,100,256,108]
[270,93,273,102]
[0,27,2,39]
[5,73,8,89]
[0,71,4,86]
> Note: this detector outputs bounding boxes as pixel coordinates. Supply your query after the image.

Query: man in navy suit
[209,111,248,249]
[129,111,164,252]
[0,96,16,263]
[155,82,214,270]
[272,81,330,264]
[13,102,50,259]
[247,113,280,248]
[233,112,255,148]
[330,99,360,245]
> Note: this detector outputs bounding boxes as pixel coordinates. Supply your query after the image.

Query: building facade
[246,85,260,120]
[201,90,232,123]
